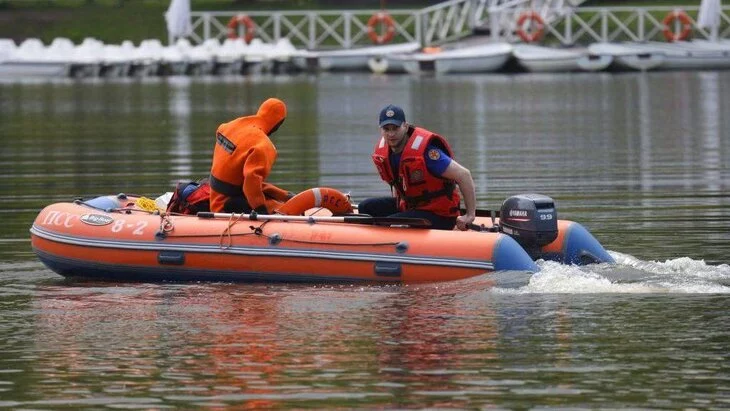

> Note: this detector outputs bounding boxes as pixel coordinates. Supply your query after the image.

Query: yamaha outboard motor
[499,194,558,257]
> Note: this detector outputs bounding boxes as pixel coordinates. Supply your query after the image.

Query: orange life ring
[276,187,353,216]
[367,12,396,45]
[422,46,442,54]
[662,10,692,42]
[227,15,256,43]
[516,11,545,43]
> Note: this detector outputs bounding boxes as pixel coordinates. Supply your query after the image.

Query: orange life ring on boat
[516,11,545,43]
[367,12,396,45]
[662,10,692,42]
[227,15,256,43]
[276,187,353,216]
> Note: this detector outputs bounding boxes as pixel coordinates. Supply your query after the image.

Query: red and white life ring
[276,187,353,216]
[367,12,396,45]
[227,15,256,43]
[662,10,692,42]
[516,11,545,43]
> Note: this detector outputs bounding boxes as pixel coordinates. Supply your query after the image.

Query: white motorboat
[625,41,730,70]
[588,42,666,71]
[389,43,513,74]
[513,44,613,72]
[0,38,71,78]
[690,39,730,52]
[292,42,420,72]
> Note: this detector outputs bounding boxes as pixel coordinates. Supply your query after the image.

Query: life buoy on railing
[662,10,692,42]
[367,12,396,45]
[515,10,545,43]
[276,187,353,216]
[227,14,256,43]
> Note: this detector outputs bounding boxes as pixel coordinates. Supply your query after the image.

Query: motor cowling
[499,194,558,250]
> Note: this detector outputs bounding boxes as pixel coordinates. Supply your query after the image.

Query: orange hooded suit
[209,98,291,213]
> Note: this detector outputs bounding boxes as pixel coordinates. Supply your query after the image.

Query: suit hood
[256,98,287,134]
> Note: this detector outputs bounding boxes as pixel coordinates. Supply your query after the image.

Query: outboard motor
[499,194,558,256]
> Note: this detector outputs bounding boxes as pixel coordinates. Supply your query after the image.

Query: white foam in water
[493,251,730,294]
[613,252,730,293]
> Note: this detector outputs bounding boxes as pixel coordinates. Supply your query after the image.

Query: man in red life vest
[209,98,294,214]
[359,104,477,230]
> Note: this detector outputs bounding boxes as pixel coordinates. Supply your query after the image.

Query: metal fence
[496,6,730,44]
[187,3,730,48]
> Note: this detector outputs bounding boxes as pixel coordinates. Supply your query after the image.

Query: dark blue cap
[378,104,406,127]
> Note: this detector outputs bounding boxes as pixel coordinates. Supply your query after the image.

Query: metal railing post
[489,7,499,42]
[638,8,645,42]
[204,13,210,41]
[274,13,281,41]
[417,10,424,46]
[344,12,351,48]
[469,0,478,30]
[308,12,316,49]
[564,8,573,44]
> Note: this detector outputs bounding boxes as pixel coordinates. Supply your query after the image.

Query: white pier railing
[491,5,730,44]
[187,3,730,48]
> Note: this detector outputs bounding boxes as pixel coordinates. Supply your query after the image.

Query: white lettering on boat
[111,219,125,232]
[133,221,148,235]
[42,211,77,228]
[509,210,528,217]
[80,214,114,226]
[110,219,148,235]
[42,211,58,225]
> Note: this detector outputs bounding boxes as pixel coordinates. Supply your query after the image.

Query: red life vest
[166,178,211,215]
[371,126,460,217]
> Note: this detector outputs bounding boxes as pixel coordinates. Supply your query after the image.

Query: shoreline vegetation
[0,0,703,45]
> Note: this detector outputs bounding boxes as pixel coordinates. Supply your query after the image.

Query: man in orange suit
[209,98,293,214]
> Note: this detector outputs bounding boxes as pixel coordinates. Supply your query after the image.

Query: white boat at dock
[291,42,420,72]
[388,43,513,74]
[3,35,730,79]
[620,41,730,71]
[0,36,303,79]
[513,44,613,73]
[588,42,666,71]
[0,38,73,78]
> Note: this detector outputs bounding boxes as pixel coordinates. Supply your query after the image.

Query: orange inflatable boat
[30,190,613,283]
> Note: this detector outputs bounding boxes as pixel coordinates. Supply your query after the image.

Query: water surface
[1,72,729,408]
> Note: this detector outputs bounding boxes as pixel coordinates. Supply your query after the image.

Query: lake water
[1,72,729,409]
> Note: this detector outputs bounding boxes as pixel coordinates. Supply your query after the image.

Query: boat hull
[0,61,71,77]
[292,43,420,72]
[588,43,666,71]
[513,45,614,73]
[393,43,513,74]
[30,200,538,283]
[435,53,511,74]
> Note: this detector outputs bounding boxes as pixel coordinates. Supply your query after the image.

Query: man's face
[380,123,407,151]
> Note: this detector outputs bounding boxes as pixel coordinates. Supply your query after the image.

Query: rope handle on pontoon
[196,211,432,227]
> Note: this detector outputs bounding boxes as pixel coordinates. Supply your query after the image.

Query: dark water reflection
[1,270,728,408]
[1,72,729,408]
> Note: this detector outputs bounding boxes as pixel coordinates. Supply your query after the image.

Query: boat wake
[494,251,730,294]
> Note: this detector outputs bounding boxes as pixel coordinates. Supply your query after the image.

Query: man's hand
[441,160,477,232]
[456,213,475,231]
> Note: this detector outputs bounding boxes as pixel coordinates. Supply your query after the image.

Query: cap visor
[379,119,403,127]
